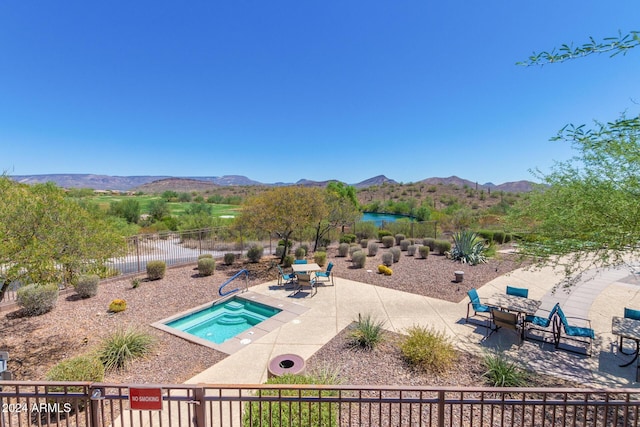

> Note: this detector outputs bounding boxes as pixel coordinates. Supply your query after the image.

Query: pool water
[166,297,282,344]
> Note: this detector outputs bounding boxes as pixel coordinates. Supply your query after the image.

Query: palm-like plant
[450,230,487,265]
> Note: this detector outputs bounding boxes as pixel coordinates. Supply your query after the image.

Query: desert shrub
[198,257,216,276]
[351,251,366,268]
[283,255,294,268]
[434,240,452,255]
[482,351,528,387]
[17,283,59,316]
[131,278,140,288]
[377,265,392,275]
[294,247,306,260]
[356,222,377,240]
[381,252,393,266]
[450,230,487,265]
[314,251,327,267]
[381,235,395,248]
[45,355,105,406]
[390,247,401,263]
[338,242,350,257]
[46,355,105,383]
[75,274,99,298]
[493,230,506,244]
[394,234,406,246]
[423,238,436,251]
[243,373,338,427]
[224,252,236,265]
[377,230,393,240]
[349,244,361,258]
[367,241,379,256]
[360,238,369,248]
[299,243,310,255]
[407,244,417,256]
[198,253,213,259]
[476,230,494,243]
[247,245,264,263]
[108,299,127,313]
[275,245,286,258]
[98,328,156,371]
[349,314,385,350]
[400,326,456,373]
[146,260,166,280]
[339,233,357,244]
[399,239,410,251]
[418,245,430,259]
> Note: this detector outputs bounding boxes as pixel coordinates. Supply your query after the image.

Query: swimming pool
[166,296,281,344]
[152,292,307,354]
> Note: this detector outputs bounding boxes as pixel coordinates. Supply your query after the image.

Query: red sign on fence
[129,387,163,411]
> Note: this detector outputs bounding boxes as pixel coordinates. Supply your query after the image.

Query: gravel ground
[2,244,528,384]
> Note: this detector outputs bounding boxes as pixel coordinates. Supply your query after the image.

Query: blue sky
[1,2,638,185]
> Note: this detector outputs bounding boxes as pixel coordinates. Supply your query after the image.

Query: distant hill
[8,173,535,193]
[420,176,534,193]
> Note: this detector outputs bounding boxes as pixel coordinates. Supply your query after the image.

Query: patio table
[291,263,322,274]
[488,293,541,316]
[612,316,640,380]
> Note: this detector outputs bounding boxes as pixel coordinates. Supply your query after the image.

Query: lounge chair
[314,262,334,286]
[490,308,523,343]
[276,265,296,287]
[553,305,595,356]
[506,285,529,298]
[523,303,558,343]
[291,273,316,297]
[466,288,493,329]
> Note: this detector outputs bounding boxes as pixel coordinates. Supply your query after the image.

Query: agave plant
[450,230,487,265]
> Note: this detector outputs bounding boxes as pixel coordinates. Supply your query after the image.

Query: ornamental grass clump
[294,247,306,260]
[381,252,393,266]
[224,252,236,265]
[338,243,350,257]
[390,247,401,263]
[450,230,487,265]
[400,239,410,251]
[313,251,327,267]
[434,239,452,255]
[400,325,456,373]
[381,235,395,248]
[45,355,105,408]
[482,351,528,387]
[247,245,264,262]
[407,244,417,256]
[349,314,385,350]
[418,245,430,259]
[98,328,156,371]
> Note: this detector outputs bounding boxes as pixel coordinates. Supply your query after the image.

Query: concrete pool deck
[185,263,640,388]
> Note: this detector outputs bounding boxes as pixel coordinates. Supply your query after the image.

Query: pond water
[361,212,413,226]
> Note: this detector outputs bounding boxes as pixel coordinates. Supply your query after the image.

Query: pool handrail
[219,269,250,297]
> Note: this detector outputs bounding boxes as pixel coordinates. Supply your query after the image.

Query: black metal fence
[1,381,640,427]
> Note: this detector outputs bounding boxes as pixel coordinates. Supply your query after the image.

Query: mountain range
[9,174,535,193]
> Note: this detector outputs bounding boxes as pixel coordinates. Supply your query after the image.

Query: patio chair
[506,285,529,298]
[619,307,640,354]
[293,259,308,264]
[523,303,558,343]
[466,288,493,329]
[314,262,334,286]
[276,265,296,287]
[490,308,523,344]
[291,273,316,297]
[553,305,595,356]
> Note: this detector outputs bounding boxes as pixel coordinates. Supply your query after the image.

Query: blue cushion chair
[314,262,334,286]
[506,285,529,298]
[553,305,595,356]
[276,265,296,287]
[466,288,493,331]
[523,303,559,342]
[293,259,308,264]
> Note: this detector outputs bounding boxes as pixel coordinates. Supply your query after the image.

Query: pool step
[223,301,245,311]
[217,314,247,325]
